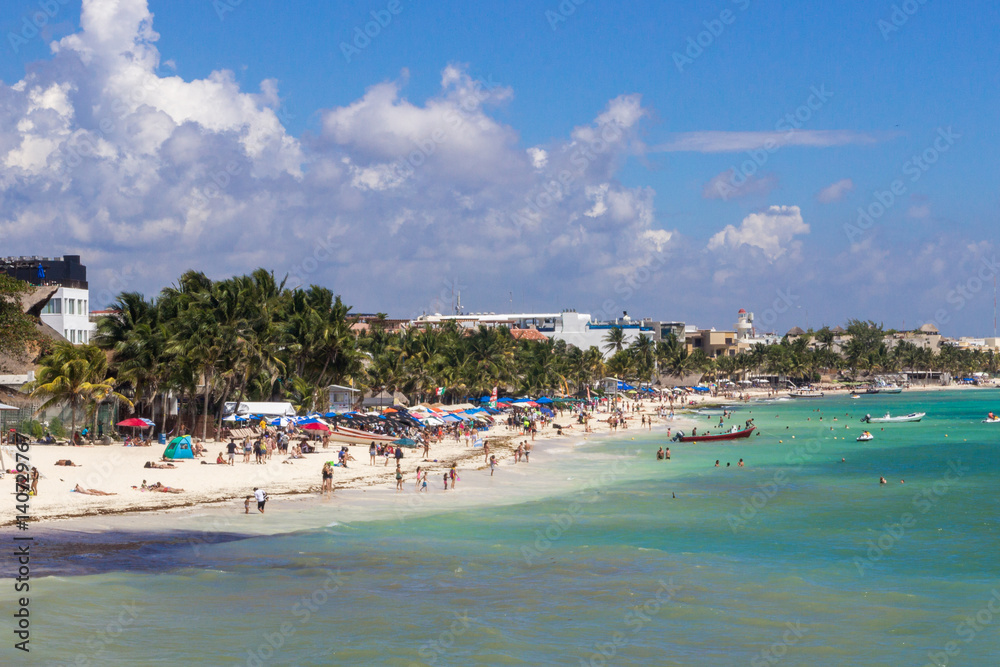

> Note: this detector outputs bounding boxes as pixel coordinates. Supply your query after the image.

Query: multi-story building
[413,310,665,357]
[1,255,94,344]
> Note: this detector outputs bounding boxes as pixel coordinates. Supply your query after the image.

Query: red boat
[673,426,755,443]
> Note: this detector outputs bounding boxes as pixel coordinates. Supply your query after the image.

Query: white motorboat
[982,416,1000,424]
[857,431,874,441]
[862,412,926,424]
[788,385,824,399]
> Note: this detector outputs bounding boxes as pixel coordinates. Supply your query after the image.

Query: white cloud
[816,178,854,203]
[654,130,881,153]
[707,205,810,261]
[907,204,931,219]
[0,0,679,314]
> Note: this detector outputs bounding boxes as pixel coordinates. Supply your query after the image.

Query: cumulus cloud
[707,205,810,261]
[816,178,854,203]
[0,0,681,316]
[702,169,778,200]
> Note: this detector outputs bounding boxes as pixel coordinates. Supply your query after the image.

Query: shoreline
[4,405,701,529]
[7,383,995,529]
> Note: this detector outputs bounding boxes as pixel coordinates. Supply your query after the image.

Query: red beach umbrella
[300,422,330,432]
[117,418,152,428]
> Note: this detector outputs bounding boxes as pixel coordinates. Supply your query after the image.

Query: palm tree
[603,326,626,355]
[29,343,132,440]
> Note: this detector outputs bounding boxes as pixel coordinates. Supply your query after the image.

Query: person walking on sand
[369,441,377,465]
[395,465,404,492]
[244,496,251,513]
[443,472,449,491]
[253,487,267,513]
[449,463,458,489]
[226,440,238,466]
[524,441,531,463]
[483,439,490,462]
[489,455,498,476]
[30,467,39,496]
[415,466,423,490]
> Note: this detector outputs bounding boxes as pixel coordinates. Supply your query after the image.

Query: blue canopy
[540,407,554,417]
[617,382,636,391]
[536,397,554,404]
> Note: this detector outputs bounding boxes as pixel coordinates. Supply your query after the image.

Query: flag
[436,386,445,397]
[489,386,498,409]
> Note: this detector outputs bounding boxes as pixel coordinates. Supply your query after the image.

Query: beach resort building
[1,254,95,344]
[412,310,666,356]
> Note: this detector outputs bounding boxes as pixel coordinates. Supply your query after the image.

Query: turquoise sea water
[4,389,1000,666]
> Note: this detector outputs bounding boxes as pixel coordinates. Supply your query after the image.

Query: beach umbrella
[300,422,330,432]
[117,417,152,428]
[536,397,554,404]
[393,437,419,448]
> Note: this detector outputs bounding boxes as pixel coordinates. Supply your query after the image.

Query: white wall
[39,287,94,344]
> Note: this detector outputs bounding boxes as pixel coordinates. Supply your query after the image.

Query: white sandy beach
[7,403,704,524]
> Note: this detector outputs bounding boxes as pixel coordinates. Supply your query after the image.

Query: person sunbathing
[287,445,304,460]
[55,460,79,466]
[147,481,184,493]
[73,484,116,496]
[145,461,176,469]
[216,452,225,464]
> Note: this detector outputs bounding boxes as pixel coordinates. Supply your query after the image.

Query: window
[83,299,88,314]
[67,299,75,315]
[69,330,76,343]
[42,299,62,314]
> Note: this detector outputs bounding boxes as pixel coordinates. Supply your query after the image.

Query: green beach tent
[163,435,194,460]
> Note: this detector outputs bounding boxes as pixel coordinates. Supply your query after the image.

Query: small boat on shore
[672,426,755,442]
[862,412,926,424]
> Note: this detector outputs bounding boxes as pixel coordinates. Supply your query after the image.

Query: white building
[2,255,96,345]
[40,287,93,344]
[413,310,660,356]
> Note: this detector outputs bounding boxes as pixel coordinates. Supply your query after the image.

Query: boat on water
[788,389,825,398]
[672,426,755,442]
[857,431,874,441]
[861,412,926,424]
[983,413,1000,424]
[864,381,904,395]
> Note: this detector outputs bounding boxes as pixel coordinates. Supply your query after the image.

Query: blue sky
[1,0,998,335]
